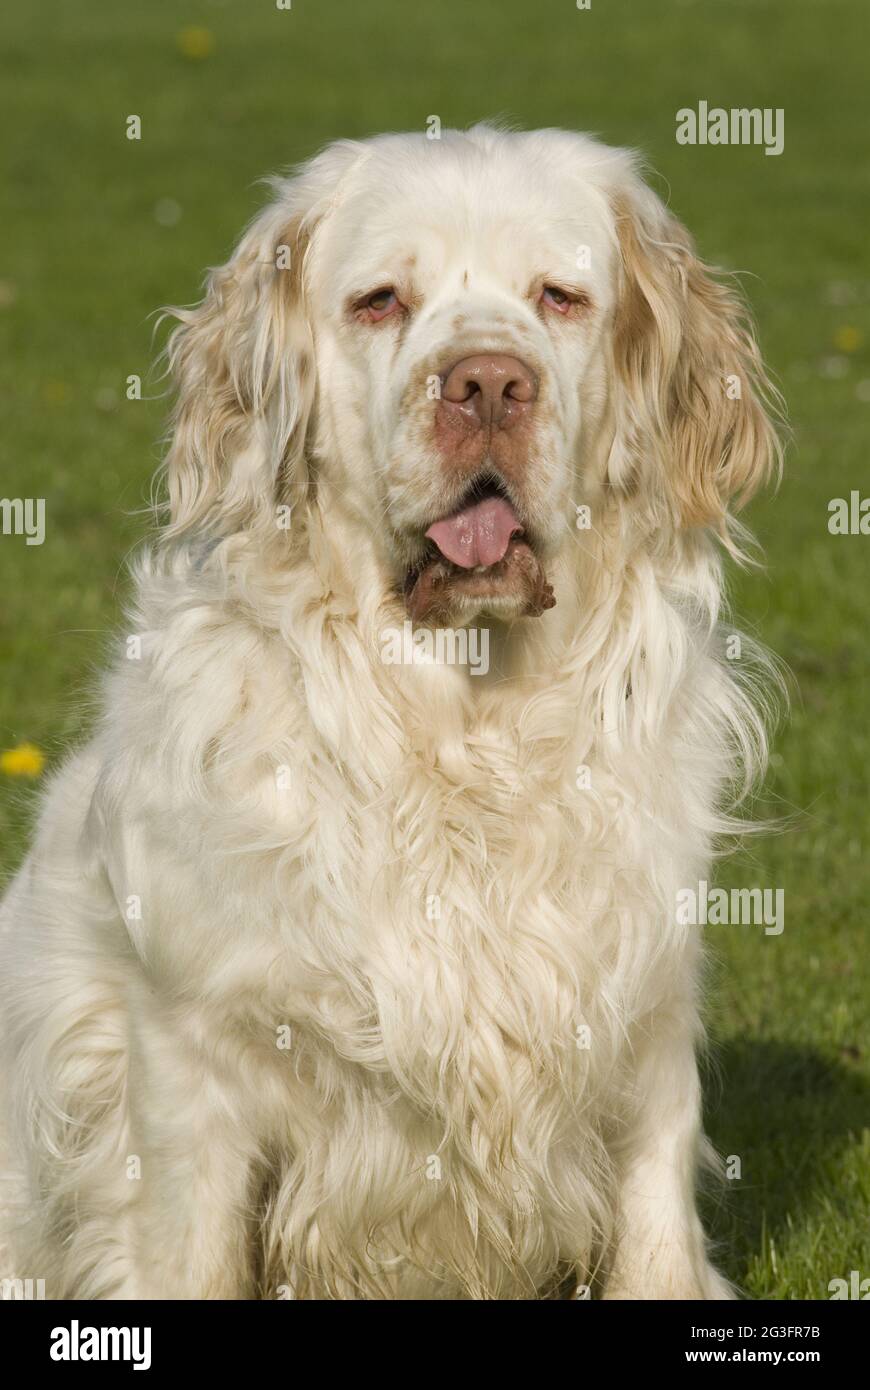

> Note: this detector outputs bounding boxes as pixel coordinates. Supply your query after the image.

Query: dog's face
[306,132,619,622]
[164,127,780,625]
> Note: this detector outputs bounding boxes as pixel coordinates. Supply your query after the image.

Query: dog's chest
[255,755,637,1125]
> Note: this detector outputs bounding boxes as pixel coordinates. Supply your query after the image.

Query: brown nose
[440,354,537,430]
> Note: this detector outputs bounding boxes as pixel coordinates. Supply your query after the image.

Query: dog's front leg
[601,1008,734,1301]
[125,1007,261,1300]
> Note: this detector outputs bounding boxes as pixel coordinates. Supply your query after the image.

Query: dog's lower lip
[402,533,555,622]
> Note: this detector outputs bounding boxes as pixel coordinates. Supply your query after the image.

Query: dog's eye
[540,285,589,315]
[541,285,572,314]
[358,287,400,323]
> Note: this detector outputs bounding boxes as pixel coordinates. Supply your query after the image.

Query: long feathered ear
[161,141,363,540]
[607,178,783,554]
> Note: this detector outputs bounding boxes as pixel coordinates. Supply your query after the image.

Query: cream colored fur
[0,126,782,1299]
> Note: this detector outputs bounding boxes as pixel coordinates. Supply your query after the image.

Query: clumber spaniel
[0,126,781,1300]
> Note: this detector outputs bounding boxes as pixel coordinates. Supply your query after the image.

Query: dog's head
[164,126,780,625]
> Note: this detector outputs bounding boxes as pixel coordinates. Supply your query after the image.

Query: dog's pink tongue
[425,495,523,569]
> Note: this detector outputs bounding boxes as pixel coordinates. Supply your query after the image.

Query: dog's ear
[607,179,783,551]
[161,142,362,540]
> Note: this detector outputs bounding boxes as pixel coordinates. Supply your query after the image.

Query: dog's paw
[602,1260,737,1301]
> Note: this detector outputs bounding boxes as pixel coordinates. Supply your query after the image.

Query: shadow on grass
[701,1038,868,1296]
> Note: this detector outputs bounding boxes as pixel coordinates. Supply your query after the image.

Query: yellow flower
[42,379,72,405]
[834,325,862,353]
[177,26,215,60]
[1,743,46,778]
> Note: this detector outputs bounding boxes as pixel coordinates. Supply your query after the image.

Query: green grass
[1,0,868,1299]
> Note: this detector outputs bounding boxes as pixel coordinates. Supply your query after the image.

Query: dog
[0,125,782,1299]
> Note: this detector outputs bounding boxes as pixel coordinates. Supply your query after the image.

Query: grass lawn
[1,0,867,1298]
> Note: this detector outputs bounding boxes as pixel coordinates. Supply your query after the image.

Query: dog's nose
[440,354,537,429]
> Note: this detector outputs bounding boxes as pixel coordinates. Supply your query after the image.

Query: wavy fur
[0,126,782,1300]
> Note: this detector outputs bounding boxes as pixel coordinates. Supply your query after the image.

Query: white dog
[0,125,782,1300]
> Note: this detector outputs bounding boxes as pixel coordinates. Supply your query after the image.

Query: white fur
[0,126,782,1300]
